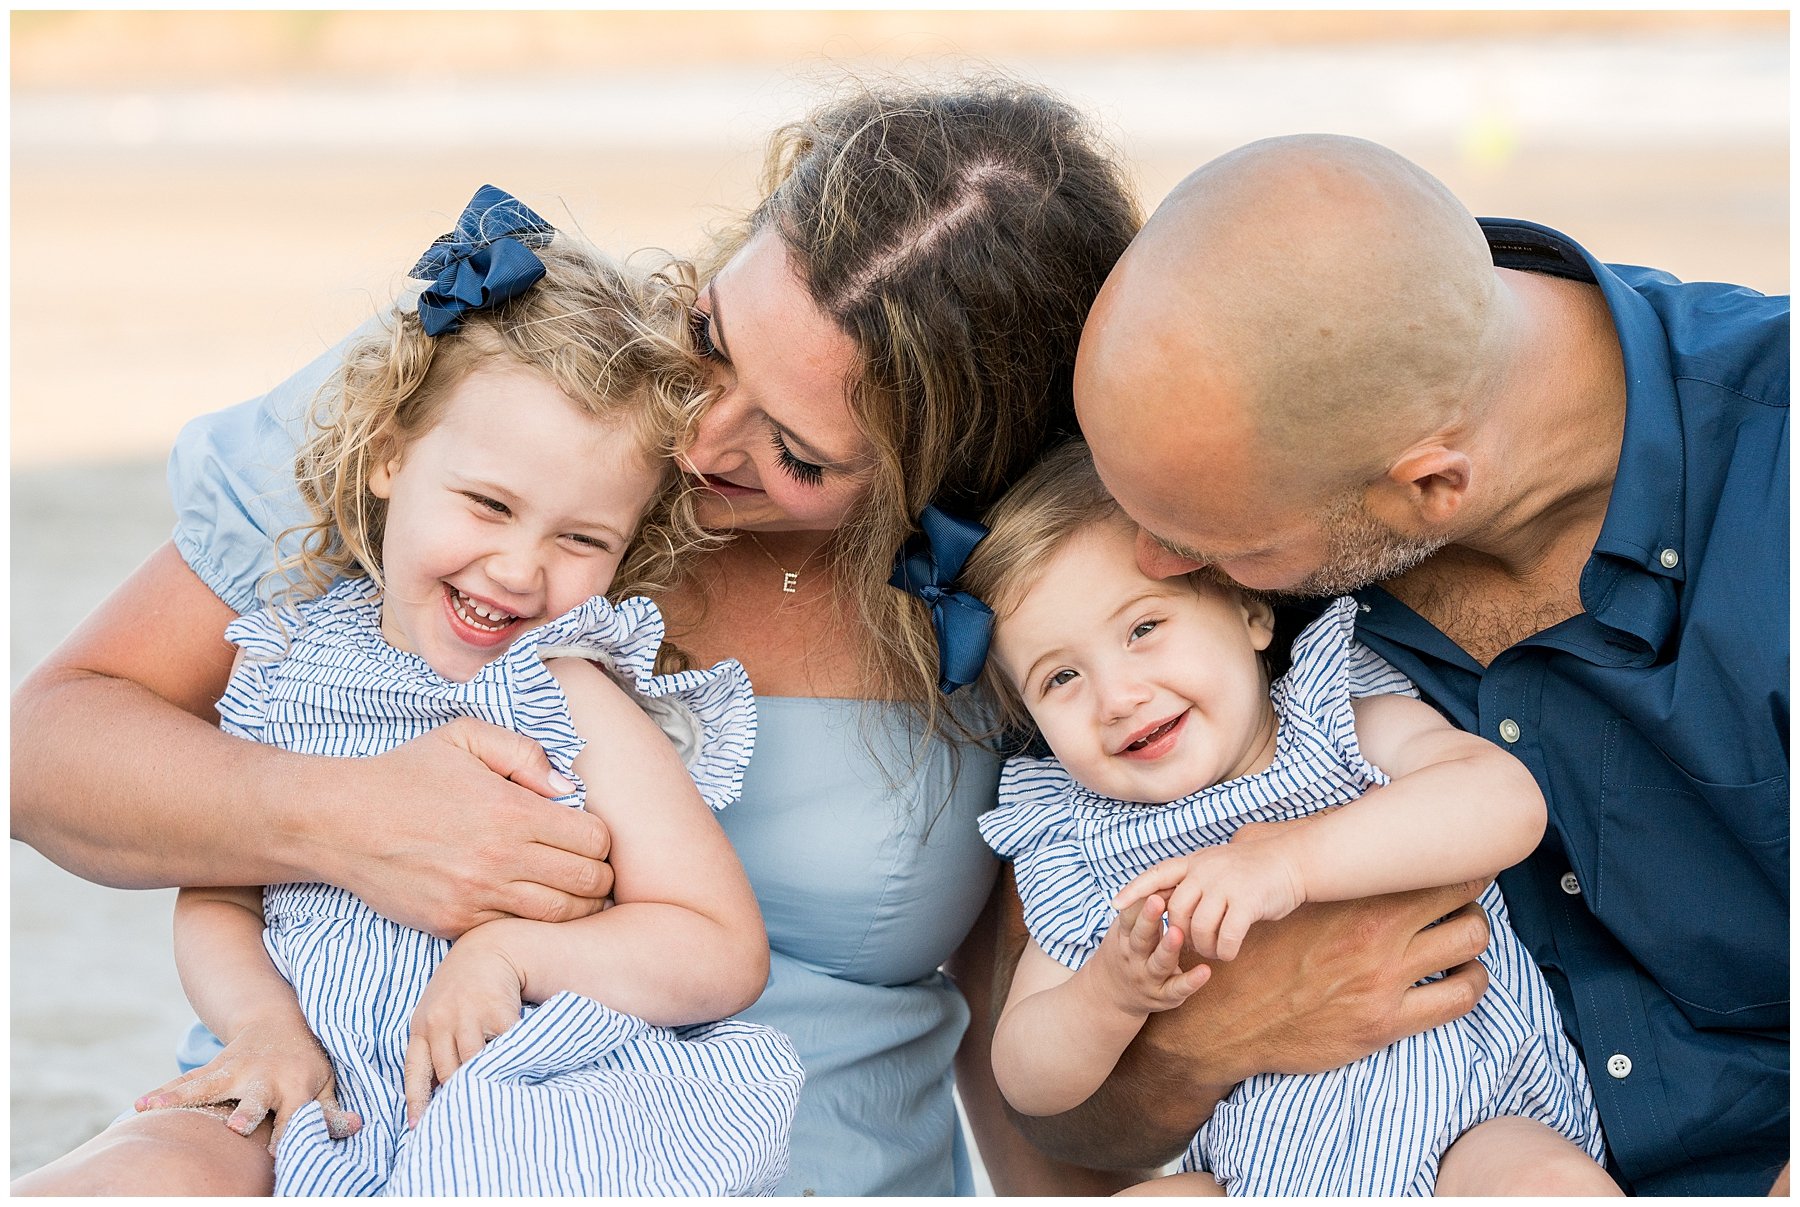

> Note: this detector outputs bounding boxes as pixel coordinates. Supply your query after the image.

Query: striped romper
[980,597,1606,1195]
[218,575,804,1196]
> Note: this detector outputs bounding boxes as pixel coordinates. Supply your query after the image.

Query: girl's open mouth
[442,584,524,646]
[1120,711,1187,759]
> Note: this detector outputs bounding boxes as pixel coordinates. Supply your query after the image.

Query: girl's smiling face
[992,518,1282,803]
[368,362,662,683]
[680,227,875,533]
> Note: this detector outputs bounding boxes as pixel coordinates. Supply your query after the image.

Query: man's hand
[1000,856,1491,1170]
[314,718,614,939]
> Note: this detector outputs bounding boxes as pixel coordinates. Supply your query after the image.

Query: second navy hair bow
[889,505,995,694]
[411,185,556,337]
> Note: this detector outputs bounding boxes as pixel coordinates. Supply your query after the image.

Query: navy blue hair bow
[410,185,556,337]
[889,505,995,694]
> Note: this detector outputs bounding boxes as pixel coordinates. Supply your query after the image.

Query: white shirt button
[1659,548,1680,569]
[1499,718,1522,744]
[1560,871,1582,895]
[1606,1053,1633,1079]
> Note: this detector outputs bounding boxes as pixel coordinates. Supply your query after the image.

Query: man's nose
[1135,527,1206,580]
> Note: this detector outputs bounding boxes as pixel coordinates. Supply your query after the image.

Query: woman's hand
[328,717,616,939]
[134,1012,360,1154]
[13,544,616,940]
[403,924,527,1126]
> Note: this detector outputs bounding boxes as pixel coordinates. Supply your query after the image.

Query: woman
[12,76,1141,1196]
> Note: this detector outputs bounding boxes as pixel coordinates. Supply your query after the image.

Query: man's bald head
[1078,134,1502,508]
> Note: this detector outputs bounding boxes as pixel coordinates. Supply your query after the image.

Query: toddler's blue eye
[1130,620,1159,641]
[1046,668,1078,690]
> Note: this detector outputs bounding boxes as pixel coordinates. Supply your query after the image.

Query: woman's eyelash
[688,307,724,362]
[769,429,825,487]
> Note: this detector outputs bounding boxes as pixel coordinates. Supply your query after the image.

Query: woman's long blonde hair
[704,75,1141,749]
[274,234,716,607]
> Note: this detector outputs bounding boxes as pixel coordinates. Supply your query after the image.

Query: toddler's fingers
[226,1091,271,1138]
[316,1088,362,1143]
[1112,861,1185,909]
[1215,902,1253,962]
[1176,961,1213,999]
[454,1019,489,1070]
[1189,897,1227,961]
[429,1033,463,1096]
[402,1035,434,1127]
[1126,894,1166,954]
[1145,920,1185,979]
[137,1065,226,1111]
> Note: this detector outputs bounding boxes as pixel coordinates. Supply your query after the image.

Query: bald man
[1037,136,1785,1194]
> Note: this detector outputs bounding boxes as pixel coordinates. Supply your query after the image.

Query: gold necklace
[743,533,822,594]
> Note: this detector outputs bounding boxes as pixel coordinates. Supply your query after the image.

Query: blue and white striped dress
[218,575,805,1196]
[980,597,1605,1196]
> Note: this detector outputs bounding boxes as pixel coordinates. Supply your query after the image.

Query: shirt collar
[1479,218,1685,655]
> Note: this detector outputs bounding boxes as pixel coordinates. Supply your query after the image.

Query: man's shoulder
[1610,263,1789,410]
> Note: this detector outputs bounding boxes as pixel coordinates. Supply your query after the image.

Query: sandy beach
[10,11,1786,1183]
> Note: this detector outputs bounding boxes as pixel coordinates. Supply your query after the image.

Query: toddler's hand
[135,1012,360,1153]
[1089,894,1213,1017]
[404,924,527,1127]
[1113,842,1307,961]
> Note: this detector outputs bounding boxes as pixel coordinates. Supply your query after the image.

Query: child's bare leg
[10,1105,275,1197]
[1115,1170,1227,1196]
[1437,1115,1620,1197]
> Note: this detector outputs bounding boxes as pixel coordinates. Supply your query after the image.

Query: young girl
[132,188,803,1195]
[959,441,1617,1197]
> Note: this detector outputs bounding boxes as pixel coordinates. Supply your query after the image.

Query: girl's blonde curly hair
[274,234,718,609]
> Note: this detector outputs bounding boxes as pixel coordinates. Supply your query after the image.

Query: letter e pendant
[782,572,799,594]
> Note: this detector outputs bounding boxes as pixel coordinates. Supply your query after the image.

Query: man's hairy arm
[990,839,1492,1169]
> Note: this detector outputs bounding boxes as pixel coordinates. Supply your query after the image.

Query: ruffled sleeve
[1274,596,1413,790]
[525,594,756,814]
[216,602,305,743]
[979,757,1119,971]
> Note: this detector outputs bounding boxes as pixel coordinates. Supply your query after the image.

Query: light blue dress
[166,319,1004,1196]
[981,599,1606,1195]
[219,577,802,1195]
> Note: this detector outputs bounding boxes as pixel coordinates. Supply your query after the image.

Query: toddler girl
[960,440,1616,1196]
[133,188,802,1195]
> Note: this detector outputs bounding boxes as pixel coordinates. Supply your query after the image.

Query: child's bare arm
[1116,694,1542,960]
[154,886,356,1146]
[1284,692,1545,898]
[992,897,1210,1117]
[441,659,770,1024]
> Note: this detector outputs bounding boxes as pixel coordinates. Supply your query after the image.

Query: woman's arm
[446,659,771,1024]
[947,874,1151,1195]
[10,543,614,939]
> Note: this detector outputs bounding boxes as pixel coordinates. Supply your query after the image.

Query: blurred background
[10,9,1788,1183]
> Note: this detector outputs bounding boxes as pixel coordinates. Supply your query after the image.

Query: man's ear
[1241,593,1277,652]
[1367,442,1472,532]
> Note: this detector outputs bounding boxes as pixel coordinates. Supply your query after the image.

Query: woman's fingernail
[548,771,576,794]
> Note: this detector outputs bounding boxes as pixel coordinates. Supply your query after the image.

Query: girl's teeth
[451,589,516,630]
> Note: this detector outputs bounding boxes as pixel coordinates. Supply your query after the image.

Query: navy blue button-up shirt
[1309,219,1787,1194]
